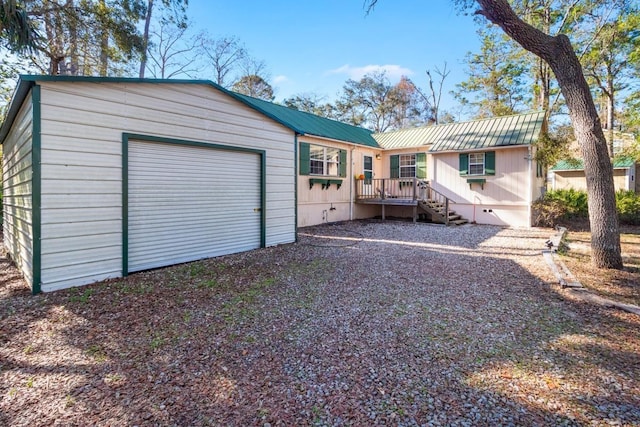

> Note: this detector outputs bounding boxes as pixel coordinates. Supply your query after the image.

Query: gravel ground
[1,221,639,426]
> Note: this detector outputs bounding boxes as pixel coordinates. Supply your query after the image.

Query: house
[370,112,546,227]
[1,75,545,293]
[549,157,638,193]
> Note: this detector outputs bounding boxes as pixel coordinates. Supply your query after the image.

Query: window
[459,151,495,176]
[469,153,485,176]
[390,153,426,178]
[363,155,373,180]
[399,154,416,178]
[299,142,346,177]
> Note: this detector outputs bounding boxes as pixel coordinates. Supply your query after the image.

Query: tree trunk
[476,0,622,269]
[139,0,154,78]
[607,77,615,157]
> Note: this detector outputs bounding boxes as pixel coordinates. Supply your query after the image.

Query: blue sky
[187,0,481,115]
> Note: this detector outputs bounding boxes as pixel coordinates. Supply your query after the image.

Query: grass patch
[68,288,94,304]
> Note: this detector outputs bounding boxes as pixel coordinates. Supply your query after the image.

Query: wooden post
[445,199,449,226]
[382,204,386,221]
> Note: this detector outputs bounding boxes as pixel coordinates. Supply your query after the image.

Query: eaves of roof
[0,75,379,148]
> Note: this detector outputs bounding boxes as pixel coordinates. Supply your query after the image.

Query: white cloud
[327,64,414,81]
[273,75,289,84]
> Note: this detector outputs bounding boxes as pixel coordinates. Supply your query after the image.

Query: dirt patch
[561,227,640,307]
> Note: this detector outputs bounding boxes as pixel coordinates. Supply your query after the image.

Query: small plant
[69,288,95,303]
[65,394,76,407]
[25,377,34,388]
[86,344,107,362]
[150,335,164,350]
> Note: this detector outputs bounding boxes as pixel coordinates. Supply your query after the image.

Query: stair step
[450,219,468,225]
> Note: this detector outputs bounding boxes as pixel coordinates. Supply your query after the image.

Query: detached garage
[1,75,296,293]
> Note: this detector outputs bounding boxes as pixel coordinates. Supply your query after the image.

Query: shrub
[616,190,640,225]
[533,189,640,227]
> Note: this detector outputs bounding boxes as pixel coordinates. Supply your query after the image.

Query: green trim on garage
[31,86,42,295]
[121,133,267,275]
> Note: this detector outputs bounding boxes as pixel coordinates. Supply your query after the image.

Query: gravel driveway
[1,221,639,426]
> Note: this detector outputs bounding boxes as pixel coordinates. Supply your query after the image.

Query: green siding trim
[299,142,310,175]
[121,133,267,275]
[416,152,427,179]
[121,134,129,276]
[390,155,399,178]
[31,86,42,295]
[339,149,347,177]
[485,151,496,175]
[459,153,468,176]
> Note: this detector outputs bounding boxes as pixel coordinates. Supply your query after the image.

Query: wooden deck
[354,178,466,225]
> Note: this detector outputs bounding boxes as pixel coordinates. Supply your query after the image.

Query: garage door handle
[254,208,262,212]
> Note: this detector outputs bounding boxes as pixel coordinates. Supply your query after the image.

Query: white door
[127,140,262,273]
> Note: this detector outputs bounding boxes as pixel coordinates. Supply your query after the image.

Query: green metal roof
[373,111,545,152]
[551,157,635,171]
[232,93,379,147]
[0,75,379,148]
[372,125,437,149]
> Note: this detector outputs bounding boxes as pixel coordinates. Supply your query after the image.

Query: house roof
[0,75,379,148]
[373,111,545,152]
[372,125,436,149]
[551,157,635,171]
[232,93,379,147]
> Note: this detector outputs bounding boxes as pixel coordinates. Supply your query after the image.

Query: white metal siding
[36,82,295,291]
[128,140,261,272]
[2,97,34,285]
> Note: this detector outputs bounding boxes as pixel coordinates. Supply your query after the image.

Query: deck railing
[355,178,455,224]
[355,177,424,200]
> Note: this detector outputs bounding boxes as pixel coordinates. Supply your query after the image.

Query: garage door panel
[128,140,262,273]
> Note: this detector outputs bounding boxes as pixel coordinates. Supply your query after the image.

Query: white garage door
[128,140,262,273]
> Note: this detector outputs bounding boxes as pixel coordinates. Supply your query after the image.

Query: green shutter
[390,155,399,178]
[416,152,427,179]
[299,142,310,175]
[485,151,495,175]
[459,153,468,176]
[339,149,347,177]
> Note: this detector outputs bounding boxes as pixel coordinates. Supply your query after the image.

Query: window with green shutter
[459,151,495,176]
[300,142,346,177]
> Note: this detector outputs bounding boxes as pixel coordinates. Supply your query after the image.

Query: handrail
[355,177,456,225]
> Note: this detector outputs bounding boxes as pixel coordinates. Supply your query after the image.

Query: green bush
[533,189,640,227]
[543,189,589,218]
[616,190,640,225]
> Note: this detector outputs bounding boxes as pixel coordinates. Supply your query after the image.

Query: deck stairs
[418,199,468,225]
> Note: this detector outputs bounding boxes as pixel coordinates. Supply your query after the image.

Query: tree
[145,8,202,79]
[0,0,38,52]
[472,0,622,268]
[139,0,188,78]
[422,63,450,125]
[335,71,427,132]
[200,35,247,87]
[581,5,640,156]
[282,92,338,119]
[15,0,145,76]
[453,27,530,118]
[231,74,274,101]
